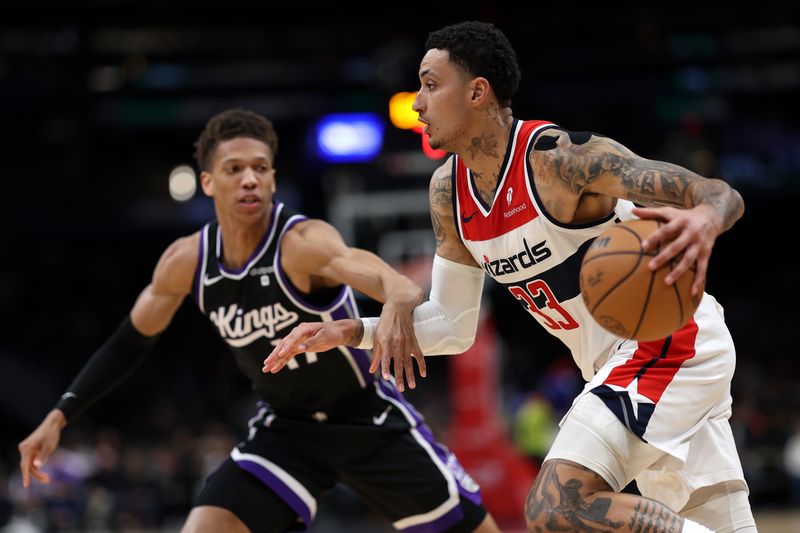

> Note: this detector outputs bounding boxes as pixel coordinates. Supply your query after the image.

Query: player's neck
[458,112,514,193]
[217,214,271,269]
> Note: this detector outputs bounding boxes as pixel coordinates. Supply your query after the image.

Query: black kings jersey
[192,201,373,413]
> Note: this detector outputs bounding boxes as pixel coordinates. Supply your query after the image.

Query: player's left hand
[634,204,722,295]
[263,320,358,373]
[368,302,425,392]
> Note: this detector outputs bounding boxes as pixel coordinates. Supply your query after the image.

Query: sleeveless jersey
[192,201,373,412]
[452,119,636,381]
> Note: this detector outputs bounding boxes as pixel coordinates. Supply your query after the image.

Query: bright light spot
[389,92,420,130]
[315,113,383,163]
[169,165,196,202]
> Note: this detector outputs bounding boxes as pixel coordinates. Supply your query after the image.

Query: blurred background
[2,1,799,531]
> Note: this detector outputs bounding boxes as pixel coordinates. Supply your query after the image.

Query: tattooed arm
[429,156,481,267]
[532,130,744,294]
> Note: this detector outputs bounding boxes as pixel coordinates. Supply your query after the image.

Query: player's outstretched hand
[634,205,722,295]
[263,320,360,373]
[18,409,65,488]
[368,303,425,392]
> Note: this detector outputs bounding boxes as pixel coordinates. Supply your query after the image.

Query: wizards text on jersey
[481,237,551,278]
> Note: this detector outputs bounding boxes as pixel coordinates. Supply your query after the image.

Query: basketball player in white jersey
[265,21,757,533]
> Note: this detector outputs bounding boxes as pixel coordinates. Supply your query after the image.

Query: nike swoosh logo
[461,210,478,223]
[372,405,392,426]
[203,274,225,286]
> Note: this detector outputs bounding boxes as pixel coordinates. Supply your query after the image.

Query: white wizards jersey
[453,119,636,380]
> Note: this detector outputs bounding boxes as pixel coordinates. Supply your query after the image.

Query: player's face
[201,137,276,223]
[413,48,472,152]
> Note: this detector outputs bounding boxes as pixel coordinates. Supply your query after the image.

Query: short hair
[425,21,521,106]
[194,109,279,171]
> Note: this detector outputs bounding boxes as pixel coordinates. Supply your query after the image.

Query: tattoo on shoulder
[538,133,699,208]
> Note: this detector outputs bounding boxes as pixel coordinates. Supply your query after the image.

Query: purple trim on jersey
[415,424,484,508]
[403,506,463,533]
[235,458,313,528]
[217,201,280,276]
[376,379,424,426]
[193,224,208,304]
[273,217,351,313]
[331,303,373,384]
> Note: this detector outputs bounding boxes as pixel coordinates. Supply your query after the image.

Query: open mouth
[238,195,262,210]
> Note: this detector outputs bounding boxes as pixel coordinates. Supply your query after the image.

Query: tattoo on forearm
[348,320,364,346]
[467,133,499,159]
[689,178,744,231]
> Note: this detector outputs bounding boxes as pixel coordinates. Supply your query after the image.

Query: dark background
[1,2,799,531]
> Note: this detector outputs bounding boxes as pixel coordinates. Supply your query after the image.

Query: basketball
[579,219,704,341]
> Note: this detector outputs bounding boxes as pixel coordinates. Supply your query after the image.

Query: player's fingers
[263,343,284,372]
[381,345,394,381]
[30,468,49,485]
[18,443,33,488]
[691,254,710,296]
[664,239,700,284]
[649,232,690,271]
[643,220,685,254]
[20,458,30,489]
[403,352,416,390]
[413,343,426,378]
[369,344,381,374]
[631,206,666,219]
[393,353,405,392]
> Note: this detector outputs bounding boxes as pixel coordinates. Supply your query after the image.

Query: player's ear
[200,171,214,196]
[470,77,490,106]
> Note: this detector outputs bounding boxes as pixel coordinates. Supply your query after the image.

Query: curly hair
[425,21,521,106]
[194,109,279,171]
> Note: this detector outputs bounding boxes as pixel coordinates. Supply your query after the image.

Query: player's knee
[524,459,612,532]
[524,470,554,531]
[182,506,249,533]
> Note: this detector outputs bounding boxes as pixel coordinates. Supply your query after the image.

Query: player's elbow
[449,308,480,353]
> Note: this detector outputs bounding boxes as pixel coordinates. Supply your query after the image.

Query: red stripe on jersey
[604,319,699,404]
[456,120,552,242]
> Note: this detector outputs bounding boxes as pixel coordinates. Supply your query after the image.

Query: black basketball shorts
[194,381,487,533]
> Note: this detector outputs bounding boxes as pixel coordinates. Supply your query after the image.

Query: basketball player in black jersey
[265,22,757,533]
[18,109,500,533]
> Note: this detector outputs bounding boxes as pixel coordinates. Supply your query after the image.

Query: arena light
[169,165,197,202]
[315,113,384,163]
[389,92,420,130]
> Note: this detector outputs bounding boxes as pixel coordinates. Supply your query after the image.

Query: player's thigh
[182,505,250,533]
[545,391,664,492]
[341,424,486,533]
[192,457,301,533]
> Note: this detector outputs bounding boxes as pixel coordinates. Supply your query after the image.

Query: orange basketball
[579,219,704,341]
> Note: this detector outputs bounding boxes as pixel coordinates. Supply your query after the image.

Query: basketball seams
[587,251,645,315]
[632,258,657,339]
